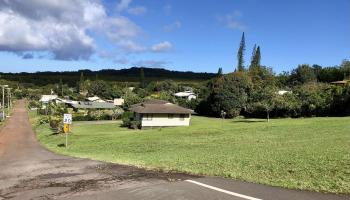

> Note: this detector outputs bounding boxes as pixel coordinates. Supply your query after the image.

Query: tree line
[196,32,350,120]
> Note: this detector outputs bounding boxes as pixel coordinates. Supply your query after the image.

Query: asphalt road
[0,100,349,200]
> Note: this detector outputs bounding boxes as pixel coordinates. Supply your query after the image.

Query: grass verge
[31,111,350,194]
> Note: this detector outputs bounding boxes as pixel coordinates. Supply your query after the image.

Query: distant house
[70,101,115,110]
[86,96,106,103]
[330,80,350,85]
[56,98,78,105]
[128,87,135,91]
[277,90,292,95]
[174,91,197,100]
[39,95,58,104]
[131,100,192,128]
[113,98,125,106]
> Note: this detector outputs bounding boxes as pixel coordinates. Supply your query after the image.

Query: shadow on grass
[233,119,267,123]
[57,143,65,148]
[49,128,60,135]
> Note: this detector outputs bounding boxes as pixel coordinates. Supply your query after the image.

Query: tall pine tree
[250,44,257,69]
[254,46,261,68]
[217,67,223,77]
[250,45,261,72]
[237,32,246,72]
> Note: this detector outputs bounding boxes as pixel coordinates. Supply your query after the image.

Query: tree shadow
[57,143,65,148]
[233,119,267,123]
[49,128,60,135]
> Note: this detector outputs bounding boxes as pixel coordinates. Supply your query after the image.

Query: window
[168,114,174,119]
[143,114,153,121]
[179,114,185,121]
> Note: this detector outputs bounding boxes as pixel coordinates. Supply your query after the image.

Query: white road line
[185,180,263,200]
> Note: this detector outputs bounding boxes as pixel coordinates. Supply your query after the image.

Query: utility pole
[7,88,11,116]
[9,89,12,108]
[1,85,8,121]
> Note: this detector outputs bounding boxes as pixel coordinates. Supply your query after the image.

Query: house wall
[140,113,190,127]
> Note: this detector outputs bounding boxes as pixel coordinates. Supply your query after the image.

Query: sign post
[63,114,72,148]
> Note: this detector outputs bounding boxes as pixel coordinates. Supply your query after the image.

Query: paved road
[0,100,349,200]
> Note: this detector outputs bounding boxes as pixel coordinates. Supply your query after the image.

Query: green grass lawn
[33,113,350,194]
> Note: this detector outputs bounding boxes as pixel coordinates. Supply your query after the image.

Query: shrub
[49,117,61,130]
[129,120,141,129]
[38,116,50,125]
[72,114,95,121]
[121,111,140,129]
[28,100,40,109]
[121,111,134,127]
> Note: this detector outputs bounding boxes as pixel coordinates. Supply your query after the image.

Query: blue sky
[0,0,348,73]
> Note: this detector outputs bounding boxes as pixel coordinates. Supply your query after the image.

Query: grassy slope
[33,114,350,194]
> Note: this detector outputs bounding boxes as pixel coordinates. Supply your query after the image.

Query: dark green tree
[140,68,145,88]
[59,78,63,97]
[290,64,317,84]
[204,72,252,118]
[341,60,350,80]
[250,44,257,66]
[248,84,278,122]
[249,45,261,72]
[237,32,246,72]
[295,83,333,116]
[78,72,84,92]
[217,67,223,77]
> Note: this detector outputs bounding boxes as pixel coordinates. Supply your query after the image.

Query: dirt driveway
[0,100,193,200]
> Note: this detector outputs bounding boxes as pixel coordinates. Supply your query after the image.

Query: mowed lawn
[34,115,350,194]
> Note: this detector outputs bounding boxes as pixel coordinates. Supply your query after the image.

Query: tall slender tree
[250,45,261,72]
[217,67,223,77]
[250,44,257,67]
[255,46,261,67]
[237,32,246,72]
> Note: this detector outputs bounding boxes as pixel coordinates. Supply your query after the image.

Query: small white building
[39,95,58,104]
[56,98,78,105]
[131,100,192,128]
[277,90,292,95]
[113,98,125,106]
[174,91,197,100]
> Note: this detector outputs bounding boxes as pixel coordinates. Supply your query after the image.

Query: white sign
[63,114,72,124]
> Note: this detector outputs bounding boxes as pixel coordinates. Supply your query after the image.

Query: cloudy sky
[0,0,349,73]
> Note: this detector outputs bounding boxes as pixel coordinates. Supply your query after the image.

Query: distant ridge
[0,67,216,86]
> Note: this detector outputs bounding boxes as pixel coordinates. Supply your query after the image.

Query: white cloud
[117,0,147,16]
[0,0,147,60]
[118,40,146,53]
[151,41,172,52]
[218,10,246,31]
[133,60,169,68]
[164,21,182,32]
[117,0,132,12]
[127,6,147,15]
